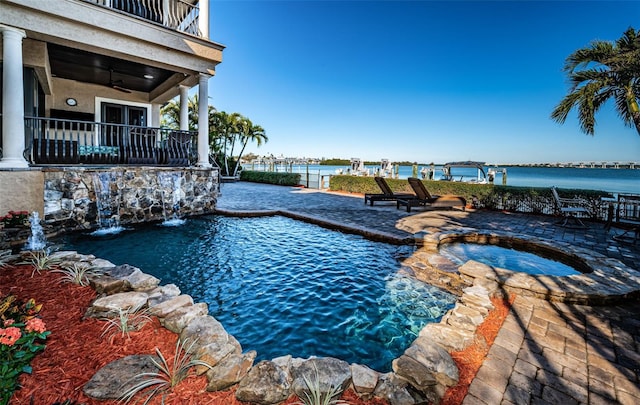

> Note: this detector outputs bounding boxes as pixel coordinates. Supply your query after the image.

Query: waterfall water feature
[158,171,186,226]
[92,172,124,235]
[24,211,47,251]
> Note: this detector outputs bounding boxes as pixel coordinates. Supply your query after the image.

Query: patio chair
[551,186,590,228]
[364,176,415,206]
[607,193,640,244]
[396,177,467,212]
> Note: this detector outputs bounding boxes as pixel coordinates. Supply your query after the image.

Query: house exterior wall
[0,169,44,216]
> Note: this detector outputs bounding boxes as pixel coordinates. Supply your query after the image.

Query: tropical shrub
[240,170,301,186]
[0,294,49,404]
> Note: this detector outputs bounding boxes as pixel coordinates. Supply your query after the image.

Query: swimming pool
[59,215,456,371]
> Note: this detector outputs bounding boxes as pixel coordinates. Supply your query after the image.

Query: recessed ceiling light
[144,74,154,79]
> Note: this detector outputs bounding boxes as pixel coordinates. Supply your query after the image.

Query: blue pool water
[439,242,581,276]
[58,215,456,371]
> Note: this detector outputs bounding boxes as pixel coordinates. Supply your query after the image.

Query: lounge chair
[396,177,467,212]
[551,186,590,228]
[364,176,415,206]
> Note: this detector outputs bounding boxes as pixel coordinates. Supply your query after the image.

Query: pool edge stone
[69,250,501,404]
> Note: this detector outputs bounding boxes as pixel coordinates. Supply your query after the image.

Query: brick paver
[217,182,640,405]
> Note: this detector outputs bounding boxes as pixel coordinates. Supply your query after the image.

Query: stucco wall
[0,169,44,216]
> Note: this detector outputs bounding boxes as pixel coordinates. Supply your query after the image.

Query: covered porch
[0,0,224,170]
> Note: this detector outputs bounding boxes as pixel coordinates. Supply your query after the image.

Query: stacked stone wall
[42,167,219,232]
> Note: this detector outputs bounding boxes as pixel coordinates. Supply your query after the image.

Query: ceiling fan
[107,68,132,93]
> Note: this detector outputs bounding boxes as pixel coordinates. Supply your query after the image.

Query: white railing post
[197,73,211,168]
[179,85,189,131]
[198,0,209,38]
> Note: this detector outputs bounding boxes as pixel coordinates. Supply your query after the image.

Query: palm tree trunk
[632,111,640,136]
[232,140,249,176]
[626,91,640,136]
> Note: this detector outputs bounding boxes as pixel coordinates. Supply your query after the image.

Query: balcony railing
[83,0,202,37]
[24,116,198,167]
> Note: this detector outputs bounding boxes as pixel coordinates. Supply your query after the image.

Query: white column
[197,73,211,168]
[199,0,209,38]
[150,103,161,127]
[179,85,189,131]
[0,26,28,168]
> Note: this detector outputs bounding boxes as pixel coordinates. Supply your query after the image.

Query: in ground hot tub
[412,230,640,305]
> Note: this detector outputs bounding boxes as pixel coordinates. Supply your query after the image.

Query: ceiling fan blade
[106,68,132,93]
[112,84,132,93]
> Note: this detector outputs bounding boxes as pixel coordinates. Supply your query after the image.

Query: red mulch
[1,264,511,405]
[441,296,515,405]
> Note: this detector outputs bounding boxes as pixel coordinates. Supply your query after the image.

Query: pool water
[439,242,581,276]
[59,215,456,371]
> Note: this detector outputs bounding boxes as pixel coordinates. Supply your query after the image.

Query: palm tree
[551,27,640,136]
[210,111,242,175]
[231,118,267,176]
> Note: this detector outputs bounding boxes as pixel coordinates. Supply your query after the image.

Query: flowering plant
[0,210,29,228]
[0,294,49,404]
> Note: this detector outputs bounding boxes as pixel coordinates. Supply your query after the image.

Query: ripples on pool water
[59,215,456,371]
[439,242,580,276]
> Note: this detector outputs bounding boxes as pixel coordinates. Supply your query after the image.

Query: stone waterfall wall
[42,167,219,232]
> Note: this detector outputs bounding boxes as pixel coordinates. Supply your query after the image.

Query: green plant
[0,210,29,228]
[118,338,212,404]
[101,306,152,340]
[0,294,49,404]
[52,263,102,287]
[293,364,348,405]
[18,250,61,277]
[240,170,301,186]
[0,251,13,268]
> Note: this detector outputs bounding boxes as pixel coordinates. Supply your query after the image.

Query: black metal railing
[83,0,201,36]
[24,116,197,167]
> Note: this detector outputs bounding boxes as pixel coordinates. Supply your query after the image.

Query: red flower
[25,318,47,334]
[0,326,22,346]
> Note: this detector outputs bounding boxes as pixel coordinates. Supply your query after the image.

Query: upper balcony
[1,0,224,98]
[83,0,204,38]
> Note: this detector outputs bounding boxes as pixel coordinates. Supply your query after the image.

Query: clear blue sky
[209,0,640,164]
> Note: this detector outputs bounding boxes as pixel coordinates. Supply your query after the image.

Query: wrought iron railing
[82,0,202,36]
[24,116,198,167]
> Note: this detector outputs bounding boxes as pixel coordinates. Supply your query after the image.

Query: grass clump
[18,250,61,277]
[294,364,349,405]
[101,306,152,340]
[52,262,102,286]
[119,338,212,404]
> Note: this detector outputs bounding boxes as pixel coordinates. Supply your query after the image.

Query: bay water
[251,163,639,195]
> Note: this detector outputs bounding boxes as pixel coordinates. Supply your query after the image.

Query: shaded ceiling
[48,43,175,93]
